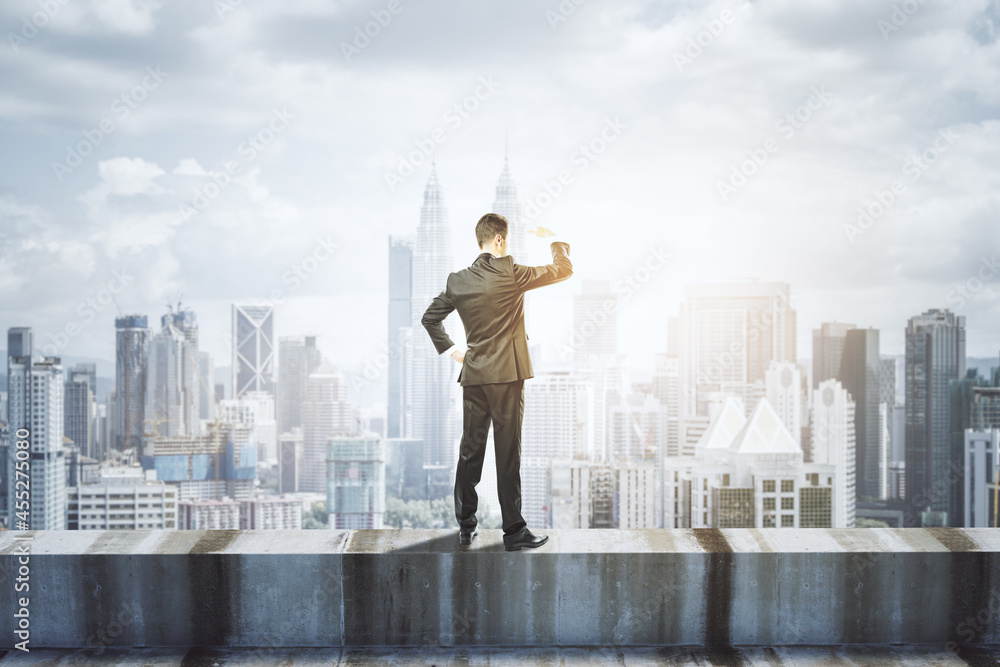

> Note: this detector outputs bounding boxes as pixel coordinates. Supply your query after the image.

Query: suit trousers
[454,379,527,535]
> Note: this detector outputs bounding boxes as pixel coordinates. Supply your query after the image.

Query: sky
[1,0,999,406]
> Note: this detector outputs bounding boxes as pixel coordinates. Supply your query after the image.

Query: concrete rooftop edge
[1,527,998,555]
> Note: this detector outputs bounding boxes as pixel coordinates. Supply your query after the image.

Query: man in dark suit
[421,213,572,551]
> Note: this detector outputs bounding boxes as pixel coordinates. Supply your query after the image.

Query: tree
[302,501,327,529]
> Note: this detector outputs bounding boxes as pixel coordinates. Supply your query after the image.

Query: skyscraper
[115,315,149,452]
[146,309,201,439]
[302,359,353,493]
[327,435,385,529]
[64,363,95,458]
[491,153,527,262]
[838,328,882,501]
[277,335,322,435]
[905,308,966,526]
[572,280,619,365]
[410,166,456,474]
[679,282,797,418]
[232,303,275,398]
[811,379,856,528]
[7,328,66,530]
[765,360,803,448]
[387,237,413,439]
[812,322,856,389]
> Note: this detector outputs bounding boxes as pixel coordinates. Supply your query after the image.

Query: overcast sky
[1,0,999,404]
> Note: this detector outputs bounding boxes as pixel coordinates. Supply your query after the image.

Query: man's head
[476,213,509,257]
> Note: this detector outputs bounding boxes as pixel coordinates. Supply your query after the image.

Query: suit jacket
[421,241,572,386]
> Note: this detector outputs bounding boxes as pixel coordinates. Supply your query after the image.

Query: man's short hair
[475,213,508,248]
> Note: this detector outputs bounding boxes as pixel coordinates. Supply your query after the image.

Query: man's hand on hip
[450,349,465,364]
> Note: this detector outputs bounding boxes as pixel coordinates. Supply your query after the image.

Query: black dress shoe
[503,527,549,551]
[459,527,479,545]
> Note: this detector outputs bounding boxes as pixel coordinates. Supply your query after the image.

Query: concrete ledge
[1,528,999,649]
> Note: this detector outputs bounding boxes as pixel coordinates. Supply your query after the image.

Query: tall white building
[7,328,65,530]
[811,379,857,528]
[679,282,797,419]
[608,392,666,464]
[963,429,999,527]
[549,459,591,529]
[616,460,659,528]
[653,354,681,456]
[67,467,177,530]
[146,311,201,439]
[302,360,353,493]
[410,167,457,473]
[765,361,803,447]
[232,303,275,398]
[522,371,593,528]
[491,153,527,263]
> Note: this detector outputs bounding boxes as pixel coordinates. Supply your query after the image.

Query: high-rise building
[7,328,66,530]
[302,359,353,493]
[278,428,304,494]
[277,335,322,435]
[811,379,857,528]
[491,153,527,263]
[198,351,215,423]
[765,361,803,448]
[410,167,456,475]
[812,322,856,389]
[64,367,94,458]
[653,354,681,457]
[387,237,413,440]
[880,356,898,406]
[963,429,999,527]
[232,303,275,398]
[115,315,149,452]
[905,308,966,526]
[572,280,618,365]
[146,309,201,439]
[549,459,591,529]
[616,460,659,528]
[679,282,797,418]
[608,392,666,464]
[327,435,385,529]
[839,328,882,501]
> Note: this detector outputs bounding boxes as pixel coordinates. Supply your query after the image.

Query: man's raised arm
[512,240,573,292]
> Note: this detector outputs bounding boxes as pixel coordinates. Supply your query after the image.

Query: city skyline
[0,1,998,386]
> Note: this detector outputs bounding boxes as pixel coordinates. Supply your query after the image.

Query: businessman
[421,213,573,551]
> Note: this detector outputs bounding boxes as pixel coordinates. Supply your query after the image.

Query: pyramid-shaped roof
[729,397,801,454]
[696,397,747,451]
